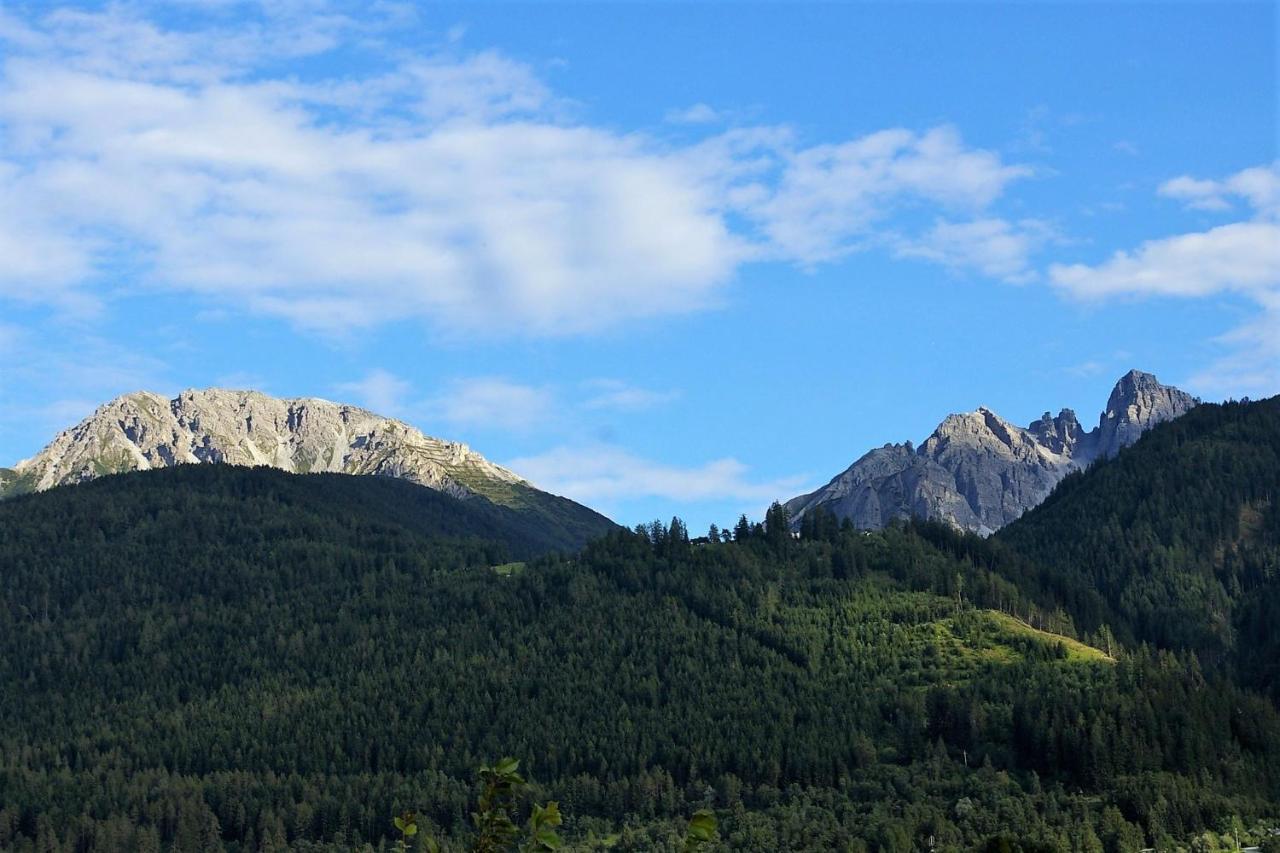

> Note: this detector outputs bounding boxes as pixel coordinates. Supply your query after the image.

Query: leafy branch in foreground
[394,812,422,852]
[395,758,560,852]
[399,758,717,852]
[472,757,561,853]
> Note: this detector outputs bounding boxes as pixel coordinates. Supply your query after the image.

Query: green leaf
[535,829,563,850]
[404,824,418,837]
[393,817,405,832]
[530,801,562,831]
[494,756,521,776]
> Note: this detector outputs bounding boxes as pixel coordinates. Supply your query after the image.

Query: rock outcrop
[3,388,535,508]
[785,370,1198,535]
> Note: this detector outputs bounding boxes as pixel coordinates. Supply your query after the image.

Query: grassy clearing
[978,610,1113,663]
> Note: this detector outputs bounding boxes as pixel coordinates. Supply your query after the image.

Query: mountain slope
[0,463,610,563]
[993,394,1280,698]
[786,370,1198,534]
[0,387,615,545]
[1,474,1276,850]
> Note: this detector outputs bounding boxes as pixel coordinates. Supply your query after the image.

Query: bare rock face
[1095,369,1199,459]
[786,370,1199,535]
[1027,408,1087,456]
[1,388,528,503]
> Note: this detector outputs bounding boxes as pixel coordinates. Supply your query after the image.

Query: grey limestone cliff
[3,388,534,508]
[785,370,1198,535]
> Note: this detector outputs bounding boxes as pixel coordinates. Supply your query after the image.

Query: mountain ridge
[2,388,522,498]
[786,369,1198,534]
[0,386,616,546]
[1,425,1276,849]
[992,393,1280,698]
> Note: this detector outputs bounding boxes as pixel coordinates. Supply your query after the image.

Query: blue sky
[1,1,1276,531]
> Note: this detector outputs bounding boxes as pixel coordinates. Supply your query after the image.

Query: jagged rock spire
[785,370,1198,535]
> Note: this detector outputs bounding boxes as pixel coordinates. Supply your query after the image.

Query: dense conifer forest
[997,396,1280,699]
[0,399,1277,851]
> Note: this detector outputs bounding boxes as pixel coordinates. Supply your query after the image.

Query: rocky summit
[2,388,541,510]
[785,370,1199,535]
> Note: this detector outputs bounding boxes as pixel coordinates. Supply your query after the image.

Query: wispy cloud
[334,369,413,417]
[895,218,1055,283]
[665,103,720,125]
[1049,221,1280,301]
[1185,302,1280,401]
[0,9,743,337]
[0,6,1035,339]
[1051,163,1280,399]
[580,379,679,412]
[328,373,680,435]
[426,377,555,432]
[1158,163,1279,215]
[740,125,1032,266]
[0,327,173,459]
[1065,360,1107,378]
[507,443,807,508]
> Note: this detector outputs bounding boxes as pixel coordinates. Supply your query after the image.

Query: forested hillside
[0,464,615,561]
[989,395,1280,699]
[1,460,1277,851]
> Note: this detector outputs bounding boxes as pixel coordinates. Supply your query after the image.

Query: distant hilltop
[0,387,616,545]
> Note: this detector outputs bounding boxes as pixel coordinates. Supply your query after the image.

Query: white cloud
[665,103,720,125]
[335,369,412,416]
[4,3,370,85]
[1158,163,1280,216]
[744,126,1033,265]
[0,12,745,337]
[405,51,552,122]
[1158,176,1232,211]
[333,370,561,431]
[579,379,678,412]
[0,327,173,462]
[0,7,1034,338]
[895,218,1053,283]
[1052,163,1280,400]
[1054,163,1279,304]
[1065,360,1107,378]
[427,378,554,431]
[1049,221,1280,301]
[1185,300,1280,401]
[507,444,806,505]
[326,374,678,436]
[0,162,99,313]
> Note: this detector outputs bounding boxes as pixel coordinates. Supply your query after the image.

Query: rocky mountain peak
[923,406,1051,465]
[1096,370,1199,459]
[1,388,528,505]
[1027,408,1086,456]
[786,370,1198,535]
